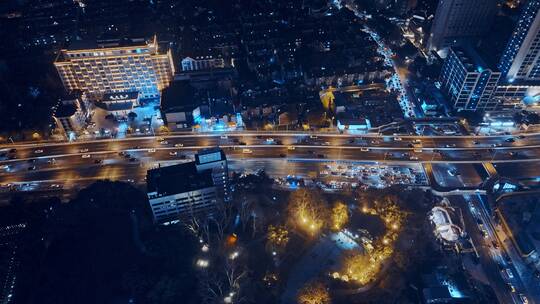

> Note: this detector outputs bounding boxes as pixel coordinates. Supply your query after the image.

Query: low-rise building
[181,56,225,71]
[146,162,218,225]
[53,91,90,137]
[96,91,139,118]
[146,148,230,224]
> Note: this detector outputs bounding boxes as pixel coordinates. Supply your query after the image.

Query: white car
[361,147,370,152]
[81,154,91,158]
[519,294,529,304]
[393,137,402,141]
[287,146,296,150]
[242,149,253,154]
[220,135,228,139]
[169,151,178,156]
[160,141,169,145]
[174,143,184,147]
[148,148,156,153]
[34,149,44,154]
[79,148,89,153]
[266,138,275,143]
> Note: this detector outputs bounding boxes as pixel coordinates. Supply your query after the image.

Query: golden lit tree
[331,202,349,231]
[341,251,381,285]
[297,281,331,304]
[266,224,290,253]
[287,189,328,236]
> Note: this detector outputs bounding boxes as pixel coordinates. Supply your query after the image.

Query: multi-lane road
[0,131,539,196]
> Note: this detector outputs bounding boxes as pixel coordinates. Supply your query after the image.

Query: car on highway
[34,149,44,154]
[81,154,91,158]
[445,144,456,148]
[393,137,402,141]
[266,138,275,144]
[503,268,514,280]
[519,294,529,304]
[409,156,419,160]
[129,157,138,162]
[310,135,318,139]
[79,148,89,153]
[28,166,36,171]
[517,135,526,139]
[160,141,169,145]
[174,143,184,147]
[279,153,286,158]
[50,184,62,189]
[242,149,253,154]
[361,147,370,152]
[287,146,295,150]
[94,159,103,164]
[505,137,515,143]
[447,169,460,176]
[508,283,516,293]
[169,151,178,156]
[148,148,156,153]
[220,135,228,139]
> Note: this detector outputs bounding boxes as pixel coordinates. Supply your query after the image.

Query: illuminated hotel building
[54,36,175,99]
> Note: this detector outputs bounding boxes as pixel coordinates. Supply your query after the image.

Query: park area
[183,171,435,304]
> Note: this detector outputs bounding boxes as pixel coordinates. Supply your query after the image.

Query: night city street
[2,0,540,303]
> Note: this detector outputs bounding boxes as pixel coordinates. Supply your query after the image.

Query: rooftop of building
[146,162,214,196]
[160,80,197,113]
[53,102,78,118]
[66,36,151,51]
[451,45,499,73]
[195,148,227,165]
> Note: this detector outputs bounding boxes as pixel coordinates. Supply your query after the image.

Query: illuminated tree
[266,224,290,253]
[287,189,328,236]
[331,202,349,231]
[342,251,381,285]
[297,281,331,304]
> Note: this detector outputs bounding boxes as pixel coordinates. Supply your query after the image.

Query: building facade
[428,0,497,51]
[498,0,540,82]
[96,91,140,118]
[440,47,501,111]
[146,163,218,224]
[54,36,175,99]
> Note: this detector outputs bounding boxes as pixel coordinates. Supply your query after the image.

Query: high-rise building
[440,46,501,111]
[428,0,497,51]
[498,0,540,81]
[54,36,175,99]
[195,148,230,201]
